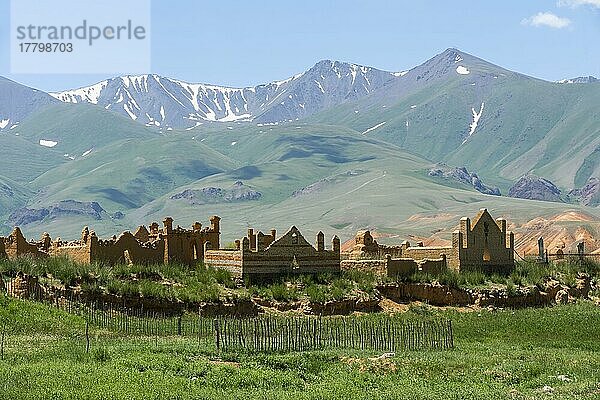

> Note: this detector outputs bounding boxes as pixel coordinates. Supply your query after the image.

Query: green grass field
[1,295,599,399]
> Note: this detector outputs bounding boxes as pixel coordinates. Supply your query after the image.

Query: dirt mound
[378,298,409,313]
[341,353,397,374]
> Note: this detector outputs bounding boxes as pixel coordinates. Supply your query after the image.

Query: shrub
[306,284,327,303]
[212,268,236,289]
[506,280,517,296]
[437,271,460,288]
[269,283,298,302]
[343,269,375,286]
[138,281,167,299]
[314,273,334,285]
[330,286,345,301]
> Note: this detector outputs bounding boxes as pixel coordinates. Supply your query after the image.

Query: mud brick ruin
[0,208,514,277]
[0,227,49,260]
[0,216,221,266]
[204,226,341,280]
[343,209,515,275]
[0,217,340,279]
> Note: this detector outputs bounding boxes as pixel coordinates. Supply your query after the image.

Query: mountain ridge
[47,59,407,128]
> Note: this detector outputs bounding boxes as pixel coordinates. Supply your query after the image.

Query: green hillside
[0,133,66,183]
[29,135,238,211]
[0,175,31,225]
[8,114,600,242]
[309,51,600,192]
[9,102,159,158]
[125,124,600,244]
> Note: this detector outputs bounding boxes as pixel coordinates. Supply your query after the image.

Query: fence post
[214,319,220,352]
[177,315,182,336]
[85,321,90,353]
[197,312,202,347]
[1,324,5,360]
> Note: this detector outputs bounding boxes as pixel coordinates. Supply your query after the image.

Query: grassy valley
[1,292,599,399]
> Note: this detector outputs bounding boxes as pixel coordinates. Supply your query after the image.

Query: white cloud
[521,12,572,29]
[558,0,600,8]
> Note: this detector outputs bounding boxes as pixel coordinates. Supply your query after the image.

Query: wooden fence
[2,276,454,352]
[214,316,453,352]
[2,276,214,338]
[83,302,214,338]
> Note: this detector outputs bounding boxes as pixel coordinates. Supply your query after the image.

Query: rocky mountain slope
[309,49,600,191]
[508,175,563,202]
[49,61,403,129]
[569,177,600,206]
[428,165,500,195]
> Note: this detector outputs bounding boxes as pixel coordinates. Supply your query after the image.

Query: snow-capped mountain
[556,76,598,84]
[49,61,404,129]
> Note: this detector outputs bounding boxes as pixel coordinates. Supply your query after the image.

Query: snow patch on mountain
[123,103,138,120]
[556,76,598,84]
[39,139,58,148]
[456,66,470,75]
[50,80,108,103]
[314,80,325,94]
[362,121,386,135]
[463,102,485,144]
[0,119,9,129]
[272,72,304,88]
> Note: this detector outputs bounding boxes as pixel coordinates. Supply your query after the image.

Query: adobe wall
[350,245,404,261]
[204,249,243,276]
[386,258,418,278]
[52,243,92,264]
[155,216,221,265]
[403,246,452,259]
[403,246,456,269]
[3,227,47,260]
[247,228,276,252]
[1,216,220,267]
[163,232,200,265]
[52,229,165,266]
[419,258,447,274]
[341,255,444,278]
[344,209,515,274]
[241,247,340,276]
[340,259,387,276]
[345,230,403,260]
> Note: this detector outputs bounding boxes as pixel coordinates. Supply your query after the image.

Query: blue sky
[1,0,599,91]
